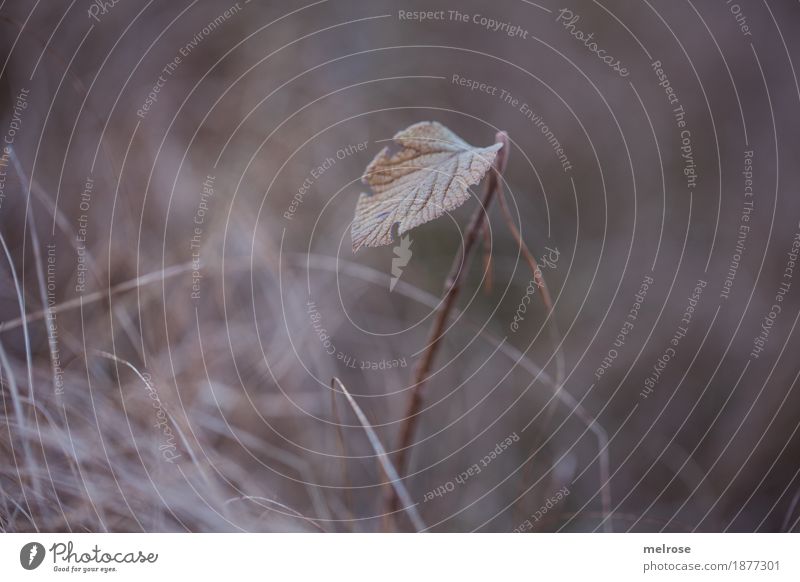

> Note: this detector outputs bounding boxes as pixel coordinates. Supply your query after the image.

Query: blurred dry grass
[1,0,799,532]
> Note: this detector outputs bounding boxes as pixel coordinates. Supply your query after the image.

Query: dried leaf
[351,121,503,252]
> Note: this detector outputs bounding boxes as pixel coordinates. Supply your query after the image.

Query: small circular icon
[20,542,45,570]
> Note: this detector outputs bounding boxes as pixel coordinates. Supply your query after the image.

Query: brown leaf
[351,121,503,252]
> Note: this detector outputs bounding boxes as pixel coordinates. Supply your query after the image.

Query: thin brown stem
[481,220,493,295]
[387,132,509,515]
[496,185,566,386]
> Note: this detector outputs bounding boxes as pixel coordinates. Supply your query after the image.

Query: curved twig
[389,132,509,514]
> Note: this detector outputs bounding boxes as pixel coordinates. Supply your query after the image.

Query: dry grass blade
[223,496,326,532]
[481,220,493,295]
[351,121,503,251]
[92,350,206,481]
[331,377,426,532]
[0,341,40,524]
[782,489,800,532]
[392,131,509,487]
[329,387,354,523]
[13,149,65,397]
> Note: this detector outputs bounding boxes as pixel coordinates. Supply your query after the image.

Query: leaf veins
[351,121,503,252]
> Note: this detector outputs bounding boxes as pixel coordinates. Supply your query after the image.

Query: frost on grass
[351,121,503,252]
